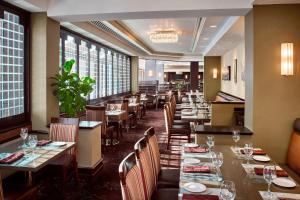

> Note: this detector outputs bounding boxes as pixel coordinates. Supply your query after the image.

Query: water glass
[263,165,277,199]
[220,180,236,200]
[20,128,28,148]
[232,130,240,151]
[206,135,215,151]
[28,135,38,156]
[212,152,223,180]
[243,143,253,164]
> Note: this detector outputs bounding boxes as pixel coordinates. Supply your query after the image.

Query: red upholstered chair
[286,118,300,176]
[86,105,114,148]
[164,104,191,149]
[133,138,179,200]
[48,117,79,192]
[144,127,179,188]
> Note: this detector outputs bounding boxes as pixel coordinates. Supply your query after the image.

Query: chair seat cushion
[173,120,190,126]
[170,125,191,135]
[157,168,180,188]
[151,188,179,200]
[48,153,76,167]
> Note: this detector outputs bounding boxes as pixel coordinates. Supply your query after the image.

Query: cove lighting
[281,43,294,76]
[149,30,178,43]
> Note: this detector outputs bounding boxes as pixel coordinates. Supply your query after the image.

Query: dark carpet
[36,109,188,200]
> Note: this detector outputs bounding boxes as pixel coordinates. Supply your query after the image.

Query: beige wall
[204,56,221,101]
[211,103,245,126]
[131,56,139,93]
[246,5,300,163]
[31,13,60,130]
[221,41,245,99]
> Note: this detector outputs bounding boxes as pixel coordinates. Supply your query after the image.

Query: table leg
[27,171,32,186]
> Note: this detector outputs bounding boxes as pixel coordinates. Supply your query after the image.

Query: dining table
[0,138,75,186]
[179,144,300,200]
[106,110,126,140]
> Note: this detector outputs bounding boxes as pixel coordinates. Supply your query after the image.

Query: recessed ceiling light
[210,25,217,28]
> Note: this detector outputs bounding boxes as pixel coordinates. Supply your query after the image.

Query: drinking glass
[220,180,236,200]
[212,152,223,181]
[20,128,28,148]
[232,130,240,151]
[28,135,38,156]
[243,143,254,165]
[206,135,215,152]
[263,165,277,199]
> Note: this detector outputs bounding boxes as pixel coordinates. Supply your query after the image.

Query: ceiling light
[149,30,178,43]
[203,37,209,40]
[210,25,217,28]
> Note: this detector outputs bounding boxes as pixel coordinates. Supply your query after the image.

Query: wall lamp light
[281,43,294,76]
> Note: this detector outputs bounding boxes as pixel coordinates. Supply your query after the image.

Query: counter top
[195,125,253,135]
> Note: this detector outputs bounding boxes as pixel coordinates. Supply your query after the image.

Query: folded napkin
[185,147,208,153]
[254,167,288,177]
[240,149,266,155]
[183,166,210,173]
[182,194,219,200]
[0,152,24,164]
[37,140,52,146]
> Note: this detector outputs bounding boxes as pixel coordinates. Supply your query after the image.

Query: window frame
[60,27,132,103]
[0,2,30,132]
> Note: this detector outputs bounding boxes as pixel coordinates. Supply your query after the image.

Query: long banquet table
[179,145,300,199]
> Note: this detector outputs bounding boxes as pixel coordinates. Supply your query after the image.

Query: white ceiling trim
[190,17,206,52]
[203,16,239,56]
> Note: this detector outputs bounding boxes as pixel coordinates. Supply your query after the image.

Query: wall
[245,5,300,162]
[204,56,221,101]
[31,13,60,130]
[221,42,245,99]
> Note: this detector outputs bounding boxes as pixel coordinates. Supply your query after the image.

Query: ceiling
[121,17,228,55]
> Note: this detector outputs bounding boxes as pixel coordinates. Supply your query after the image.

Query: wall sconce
[198,75,201,79]
[213,68,218,79]
[148,70,153,77]
[281,43,294,76]
[185,74,188,79]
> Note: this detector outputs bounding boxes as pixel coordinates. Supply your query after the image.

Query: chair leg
[167,135,171,150]
[74,161,80,184]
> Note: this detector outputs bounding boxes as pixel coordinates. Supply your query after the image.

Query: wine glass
[206,135,215,157]
[243,143,254,165]
[263,165,277,199]
[20,128,28,148]
[212,152,224,181]
[28,135,38,156]
[232,130,240,151]
[220,180,236,200]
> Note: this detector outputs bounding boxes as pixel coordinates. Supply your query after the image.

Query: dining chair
[133,138,179,200]
[166,102,190,126]
[48,117,79,193]
[286,118,300,176]
[119,152,147,200]
[0,173,38,200]
[164,104,191,149]
[130,95,143,119]
[144,127,180,188]
[106,100,125,138]
[86,105,115,148]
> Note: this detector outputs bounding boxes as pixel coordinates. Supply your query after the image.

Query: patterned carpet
[36,109,189,200]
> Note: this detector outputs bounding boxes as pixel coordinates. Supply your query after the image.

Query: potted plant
[51,59,96,117]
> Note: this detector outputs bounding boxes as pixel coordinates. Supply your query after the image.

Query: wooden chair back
[119,152,146,200]
[287,118,300,176]
[163,104,172,135]
[86,105,107,134]
[134,137,156,199]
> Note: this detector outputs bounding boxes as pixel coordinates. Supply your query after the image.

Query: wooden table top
[0,138,75,172]
[179,145,300,199]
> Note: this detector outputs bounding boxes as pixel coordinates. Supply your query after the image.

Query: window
[0,3,30,131]
[59,28,131,100]
[89,45,98,99]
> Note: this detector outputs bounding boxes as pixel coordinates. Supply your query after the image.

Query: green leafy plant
[51,59,96,117]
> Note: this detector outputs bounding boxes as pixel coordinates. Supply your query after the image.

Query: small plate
[253,155,271,162]
[184,143,199,148]
[183,158,200,165]
[273,178,296,188]
[51,142,66,147]
[183,182,206,193]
